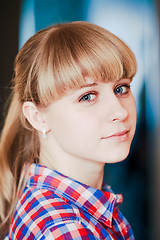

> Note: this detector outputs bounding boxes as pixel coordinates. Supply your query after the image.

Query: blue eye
[79,93,97,102]
[114,84,130,95]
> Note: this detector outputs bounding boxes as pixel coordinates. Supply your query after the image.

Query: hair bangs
[36,23,137,106]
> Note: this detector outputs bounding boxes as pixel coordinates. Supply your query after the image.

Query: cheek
[47,110,100,156]
[48,109,97,141]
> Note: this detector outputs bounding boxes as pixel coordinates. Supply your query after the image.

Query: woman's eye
[114,84,130,95]
[79,93,97,102]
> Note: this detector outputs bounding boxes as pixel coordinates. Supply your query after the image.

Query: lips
[102,130,129,142]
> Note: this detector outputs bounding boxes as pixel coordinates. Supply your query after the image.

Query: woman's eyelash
[78,92,97,102]
[114,84,131,95]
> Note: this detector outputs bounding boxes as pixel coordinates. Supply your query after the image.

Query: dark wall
[154,1,160,238]
[0,0,21,129]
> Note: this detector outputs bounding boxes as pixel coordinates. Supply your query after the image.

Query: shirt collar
[27,164,123,228]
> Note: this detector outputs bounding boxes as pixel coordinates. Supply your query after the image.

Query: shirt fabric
[5,164,135,240]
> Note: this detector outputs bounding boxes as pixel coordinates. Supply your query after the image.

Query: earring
[42,128,47,139]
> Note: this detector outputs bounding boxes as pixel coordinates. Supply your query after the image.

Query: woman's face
[43,77,137,164]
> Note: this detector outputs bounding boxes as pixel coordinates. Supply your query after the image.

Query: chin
[105,146,131,164]
[108,157,127,164]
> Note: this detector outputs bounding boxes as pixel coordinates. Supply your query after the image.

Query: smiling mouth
[102,130,130,142]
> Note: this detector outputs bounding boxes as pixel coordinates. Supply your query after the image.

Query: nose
[107,95,128,122]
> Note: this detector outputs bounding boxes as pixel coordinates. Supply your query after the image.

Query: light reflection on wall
[19,0,35,49]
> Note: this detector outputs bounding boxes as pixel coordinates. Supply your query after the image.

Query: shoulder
[16,186,80,223]
[7,187,112,239]
[8,187,107,239]
[7,187,80,238]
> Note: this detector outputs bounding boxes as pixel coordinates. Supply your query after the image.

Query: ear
[22,102,48,132]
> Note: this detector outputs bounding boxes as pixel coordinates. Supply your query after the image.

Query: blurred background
[0,0,159,239]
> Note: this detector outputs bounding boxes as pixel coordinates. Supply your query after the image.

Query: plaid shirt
[5,164,135,239]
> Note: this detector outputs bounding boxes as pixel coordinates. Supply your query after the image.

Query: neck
[40,148,105,190]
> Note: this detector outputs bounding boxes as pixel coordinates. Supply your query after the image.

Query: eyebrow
[80,78,131,89]
[114,78,132,83]
[80,83,98,88]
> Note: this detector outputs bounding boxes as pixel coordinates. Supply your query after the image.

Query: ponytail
[0,92,39,237]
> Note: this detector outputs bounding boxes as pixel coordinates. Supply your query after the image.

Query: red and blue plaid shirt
[5,164,135,239]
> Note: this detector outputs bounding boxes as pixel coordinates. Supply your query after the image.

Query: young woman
[0,21,137,239]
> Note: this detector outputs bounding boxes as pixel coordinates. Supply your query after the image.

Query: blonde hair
[0,21,137,236]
